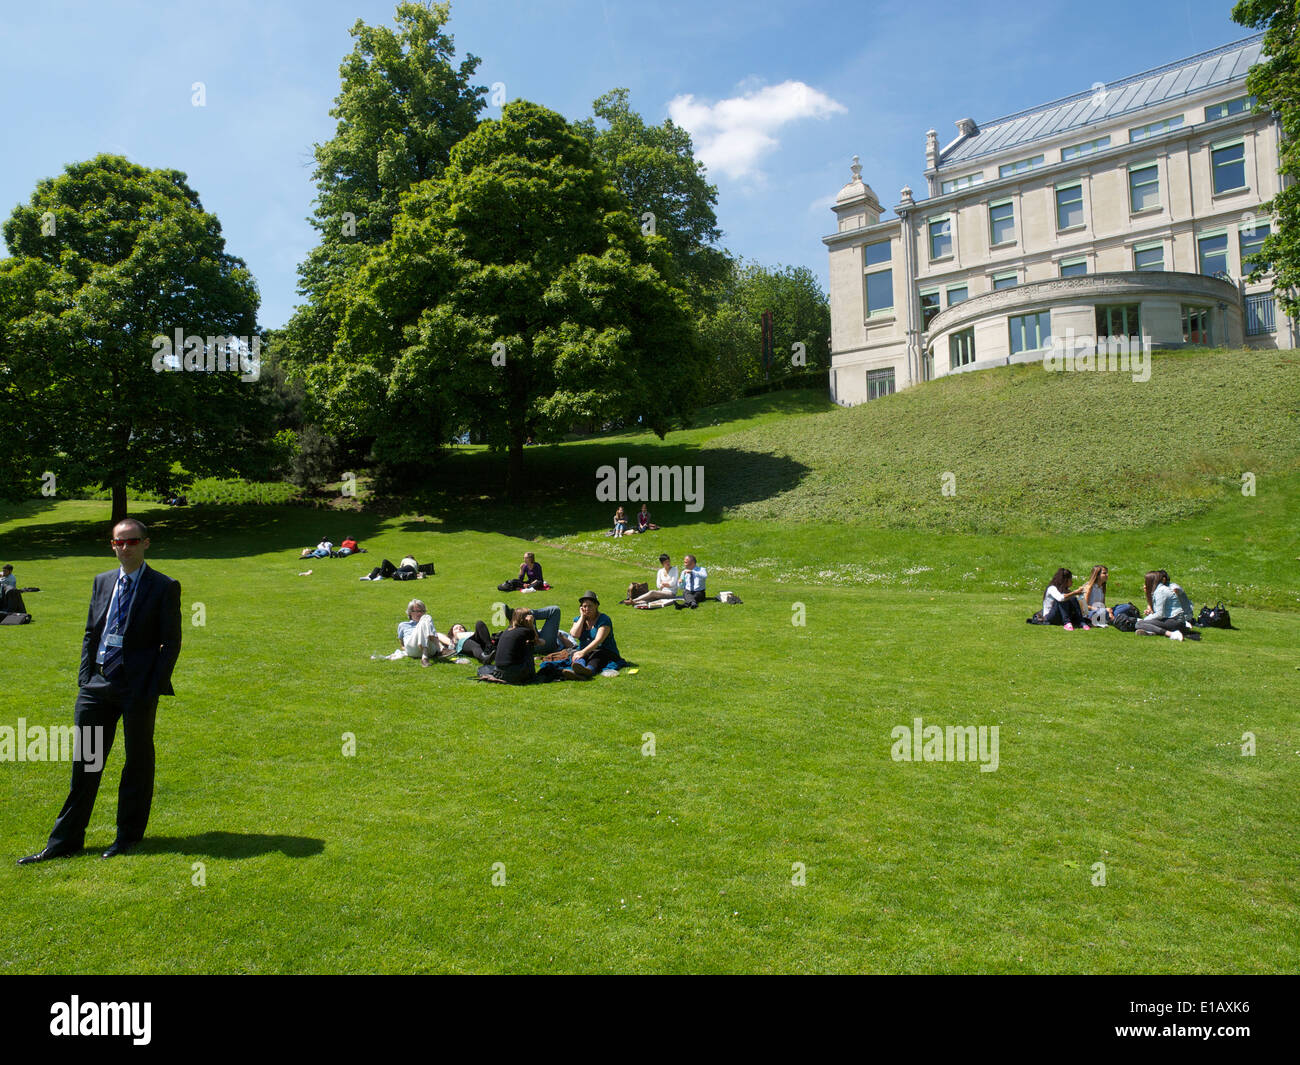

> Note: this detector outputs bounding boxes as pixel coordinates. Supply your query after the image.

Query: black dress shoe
[17,845,77,865]
[101,839,139,859]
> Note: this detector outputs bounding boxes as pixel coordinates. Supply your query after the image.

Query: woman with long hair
[1041,567,1089,630]
[1137,570,1200,640]
[1079,564,1112,627]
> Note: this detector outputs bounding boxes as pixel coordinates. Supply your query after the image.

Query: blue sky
[0,0,1255,328]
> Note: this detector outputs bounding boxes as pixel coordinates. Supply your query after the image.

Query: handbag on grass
[1195,602,1233,629]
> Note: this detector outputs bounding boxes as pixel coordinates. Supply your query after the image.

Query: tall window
[864,240,893,316]
[1134,242,1164,272]
[929,216,952,259]
[1130,115,1184,142]
[992,272,1018,291]
[920,289,941,328]
[1096,304,1141,338]
[1212,141,1246,193]
[1128,163,1160,212]
[947,284,968,305]
[1059,258,1087,278]
[1240,222,1271,272]
[1008,311,1050,355]
[949,328,975,370]
[867,368,895,400]
[1198,233,1229,277]
[989,200,1015,245]
[1056,184,1084,230]
[1245,294,1276,335]
[1182,306,1211,345]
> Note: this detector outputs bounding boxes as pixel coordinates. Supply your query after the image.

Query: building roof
[939,34,1264,168]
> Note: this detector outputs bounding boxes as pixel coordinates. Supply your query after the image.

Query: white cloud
[668,81,847,181]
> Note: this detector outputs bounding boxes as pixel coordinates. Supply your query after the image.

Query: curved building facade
[824,34,1290,406]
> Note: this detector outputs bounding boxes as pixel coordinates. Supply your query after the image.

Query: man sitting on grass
[392,599,445,667]
[675,555,707,609]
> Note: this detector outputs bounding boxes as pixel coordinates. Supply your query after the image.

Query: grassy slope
[0,352,1296,974]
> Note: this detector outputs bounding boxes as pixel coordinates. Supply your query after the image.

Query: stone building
[824,34,1289,404]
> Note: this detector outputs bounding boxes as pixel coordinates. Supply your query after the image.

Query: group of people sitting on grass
[386,591,622,683]
[619,553,709,609]
[299,536,364,559]
[609,505,659,537]
[1036,564,1203,640]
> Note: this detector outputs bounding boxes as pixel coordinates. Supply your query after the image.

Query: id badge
[105,633,124,648]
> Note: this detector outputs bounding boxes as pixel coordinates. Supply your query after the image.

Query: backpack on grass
[1196,602,1233,629]
[0,611,32,625]
[1111,611,1138,632]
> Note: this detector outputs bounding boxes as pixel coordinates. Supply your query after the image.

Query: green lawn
[1,354,1297,973]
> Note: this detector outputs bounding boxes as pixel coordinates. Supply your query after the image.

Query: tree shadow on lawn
[136,831,325,859]
[0,503,390,562]
[387,445,811,540]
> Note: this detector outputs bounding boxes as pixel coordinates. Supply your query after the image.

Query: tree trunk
[111,482,128,528]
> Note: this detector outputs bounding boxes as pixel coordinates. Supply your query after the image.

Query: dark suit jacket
[78,564,182,705]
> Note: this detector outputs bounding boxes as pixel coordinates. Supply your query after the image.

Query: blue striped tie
[101,574,135,679]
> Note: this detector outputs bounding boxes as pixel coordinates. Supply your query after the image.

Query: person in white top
[629,554,680,608]
[1040,567,1088,630]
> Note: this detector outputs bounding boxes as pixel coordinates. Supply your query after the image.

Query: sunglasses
[109,538,143,547]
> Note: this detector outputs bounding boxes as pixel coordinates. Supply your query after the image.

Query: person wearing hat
[567,591,621,677]
[627,554,679,608]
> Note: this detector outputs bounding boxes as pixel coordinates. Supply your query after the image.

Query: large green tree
[313,100,699,493]
[697,259,831,403]
[1233,0,1300,313]
[575,88,727,308]
[281,1,486,396]
[0,155,271,523]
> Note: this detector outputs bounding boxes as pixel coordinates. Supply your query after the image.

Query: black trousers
[48,678,158,851]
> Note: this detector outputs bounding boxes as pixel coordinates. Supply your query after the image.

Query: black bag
[1196,602,1232,629]
[0,611,32,625]
[1026,612,1048,624]
[498,578,524,592]
[1111,611,1138,632]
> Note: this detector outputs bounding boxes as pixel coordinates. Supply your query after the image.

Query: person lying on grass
[477,608,539,684]
[300,538,333,559]
[438,621,496,664]
[1137,569,1200,640]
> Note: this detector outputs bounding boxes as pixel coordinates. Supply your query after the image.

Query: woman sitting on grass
[1137,570,1200,640]
[1041,567,1089,630]
[1079,564,1112,627]
[565,591,621,677]
[518,551,545,590]
[612,506,629,538]
[636,505,658,533]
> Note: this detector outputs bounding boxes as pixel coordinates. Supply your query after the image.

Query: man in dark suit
[18,517,182,863]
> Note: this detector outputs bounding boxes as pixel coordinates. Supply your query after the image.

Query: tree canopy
[0,155,272,522]
[1233,0,1299,313]
[281,0,486,395]
[311,100,700,493]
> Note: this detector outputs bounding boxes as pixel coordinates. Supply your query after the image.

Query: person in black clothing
[478,609,537,684]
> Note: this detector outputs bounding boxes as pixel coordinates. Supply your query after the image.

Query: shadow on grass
[138,831,325,859]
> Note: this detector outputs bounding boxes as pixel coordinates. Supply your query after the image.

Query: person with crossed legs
[19,518,182,863]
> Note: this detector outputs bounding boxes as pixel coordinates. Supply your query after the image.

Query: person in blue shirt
[567,591,620,677]
[675,555,708,609]
[1137,570,1200,640]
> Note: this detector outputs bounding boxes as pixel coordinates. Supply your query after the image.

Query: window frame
[992,271,1018,291]
[1055,182,1085,231]
[1197,229,1229,277]
[1060,136,1110,162]
[863,240,894,318]
[920,287,942,329]
[940,172,984,194]
[1128,161,1160,213]
[1008,310,1051,355]
[998,154,1045,179]
[1211,139,1247,195]
[1129,115,1184,143]
[988,198,1016,246]
[928,215,953,261]
[1133,240,1165,272]
[1059,257,1087,278]
[949,328,976,371]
